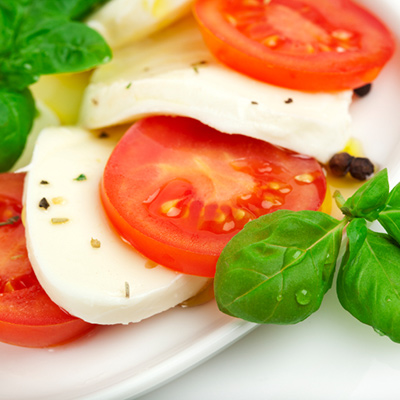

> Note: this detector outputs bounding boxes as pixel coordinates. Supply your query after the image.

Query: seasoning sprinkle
[40,180,49,185]
[285,98,293,104]
[91,98,99,105]
[191,60,207,73]
[91,238,101,248]
[51,217,69,224]
[98,131,109,138]
[0,215,20,227]
[74,174,87,181]
[125,281,130,298]
[39,197,50,210]
[52,196,65,205]
[126,82,132,89]
[251,101,259,105]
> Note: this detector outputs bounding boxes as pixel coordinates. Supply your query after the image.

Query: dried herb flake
[74,174,87,181]
[0,216,20,227]
[39,197,50,209]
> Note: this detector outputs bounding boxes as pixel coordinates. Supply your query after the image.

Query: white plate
[1,1,400,399]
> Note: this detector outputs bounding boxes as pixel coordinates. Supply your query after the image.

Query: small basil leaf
[337,230,400,343]
[13,19,111,78]
[16,0,109,30]
[378,182,400,245]
[0,0,112,92]
[43,0,110,20]
[345,218,367,265]
[215,210,345,324]
[0,87,35,172]
[341,169,389,222]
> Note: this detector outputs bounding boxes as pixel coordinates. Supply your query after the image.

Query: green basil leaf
[0,1,23,54]
[0,87,35,172]
[341,169,389,222]
[337,230,400,343]
[12,19,111,79]
[34,0,109,20]
[215,210,345,324]
[0,0,111,91]
[378,182,400,245]
[345,218,367,265]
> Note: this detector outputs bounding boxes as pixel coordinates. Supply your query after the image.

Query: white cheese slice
[79,17,353,163]
[86,0,193,49]
[24,126,209,325]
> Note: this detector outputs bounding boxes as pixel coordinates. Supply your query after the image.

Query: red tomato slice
[193,0,395,91]
[101,116,326,277]
[0,173,95,348]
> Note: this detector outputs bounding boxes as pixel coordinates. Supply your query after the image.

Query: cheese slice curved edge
[24,126,209,325]
[79,17,353,164]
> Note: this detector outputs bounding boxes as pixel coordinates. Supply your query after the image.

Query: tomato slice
[0,173,96,348]
[101,116,326,277]
[193,0,395,91]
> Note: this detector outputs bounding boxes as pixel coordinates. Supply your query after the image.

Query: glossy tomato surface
[0,173,95,348]
[194,0,395,91]
[101,116,326,277]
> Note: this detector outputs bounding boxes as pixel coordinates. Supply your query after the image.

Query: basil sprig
[215,169,400,343]
[0,0,111,172]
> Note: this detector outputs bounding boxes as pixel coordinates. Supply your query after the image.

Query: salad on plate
[1,0,400,397]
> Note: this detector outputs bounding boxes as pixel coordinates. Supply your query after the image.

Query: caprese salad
[0,0,395,348]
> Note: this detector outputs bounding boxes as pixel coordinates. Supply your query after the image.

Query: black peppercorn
[329,152,354,177]
[38,197,50,210]
[328,152,374,181]
[353,83,372,97]
[349,157,374,180]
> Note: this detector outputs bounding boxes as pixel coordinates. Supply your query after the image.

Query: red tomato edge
[0,173,97,348]
[0,318,96,348]
[193,0,396,91]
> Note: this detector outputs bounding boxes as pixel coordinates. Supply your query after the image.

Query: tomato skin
[0,173,96,348]
[194,0,395,91]
[101,179,218,277]
[101,116,326,277]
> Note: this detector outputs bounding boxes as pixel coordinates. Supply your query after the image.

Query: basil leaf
[50,0,109,20]
[341,169,389,222]
[11,19,111,81]
[215,210,345,324]
[337,230,400,343]
[345,218,367,265]
[378,182,400,245]
[0,1,22,54]
[18,0,109,21]
[0,87,35,172]
[0,0,111,90]
[0,0,112,170]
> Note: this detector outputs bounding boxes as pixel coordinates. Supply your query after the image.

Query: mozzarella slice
[86,0,193,49]
[79,17,353,163]
[24,126,209,325]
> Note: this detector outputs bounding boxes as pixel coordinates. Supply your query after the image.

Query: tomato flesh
[101,116,326,277]
[194,0,395,91]
[0,173,95,348]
